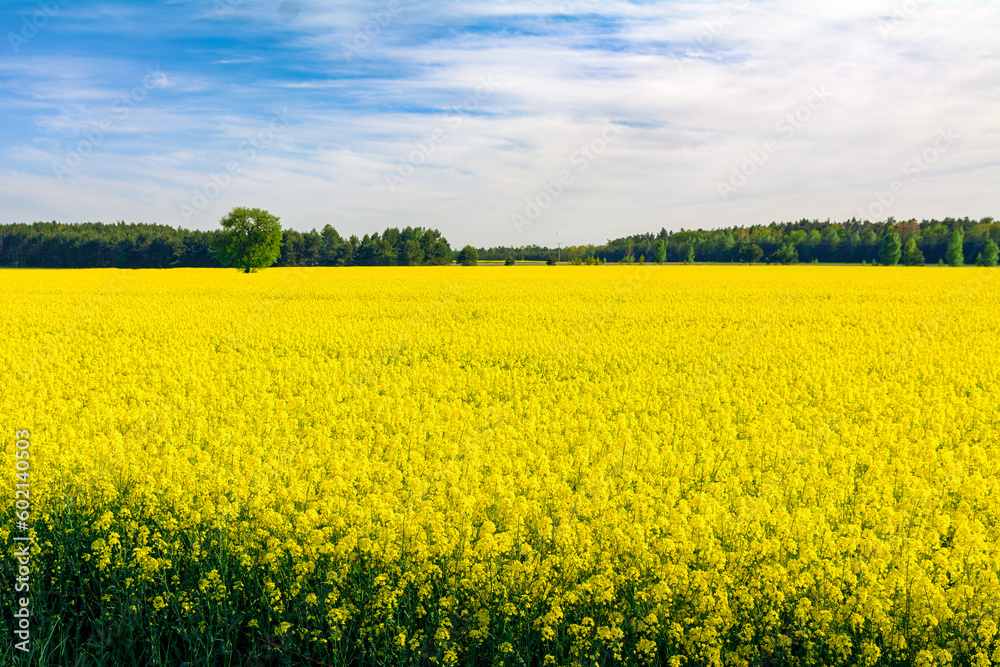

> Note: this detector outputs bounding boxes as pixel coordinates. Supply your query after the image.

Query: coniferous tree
[772,242,798,265]
[738,243,763,265]
[879,232,901,266]
[901,237,925,266]
[945,229,964,266]
[981,239,999,267]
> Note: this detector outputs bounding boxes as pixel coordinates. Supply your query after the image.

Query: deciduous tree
[458,245,478,266]
[902,236,925,266]
[213,207,283,273]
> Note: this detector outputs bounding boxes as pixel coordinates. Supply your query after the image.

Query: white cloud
[1,0,997,247]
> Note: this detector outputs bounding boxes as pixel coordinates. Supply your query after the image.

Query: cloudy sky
[1,1,997,247]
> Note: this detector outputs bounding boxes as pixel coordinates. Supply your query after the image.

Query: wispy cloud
[0,0,996,246]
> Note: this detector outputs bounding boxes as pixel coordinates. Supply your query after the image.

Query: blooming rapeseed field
[2,266,998,666]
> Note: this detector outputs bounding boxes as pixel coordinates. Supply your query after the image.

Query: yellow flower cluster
[2,266,998,666]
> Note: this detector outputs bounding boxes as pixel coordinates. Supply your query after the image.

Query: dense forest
[479,217,1000,266]
[1,216,997,268]
[0,222,451,268]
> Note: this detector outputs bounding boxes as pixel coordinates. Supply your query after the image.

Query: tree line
[478,217,999,266]
[1,216,997,269]
[0,221,453,269]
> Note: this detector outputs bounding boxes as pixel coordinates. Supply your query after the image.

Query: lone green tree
[901,236,925,266]
[738,242,763,265]
[945,228,964,266]
[879,231,901,266]
[213,207,283,273]
[457,245,478,266]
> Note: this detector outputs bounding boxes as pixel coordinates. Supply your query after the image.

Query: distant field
[3,267,998,666]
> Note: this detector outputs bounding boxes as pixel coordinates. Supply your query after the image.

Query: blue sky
[1,0,997,247]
